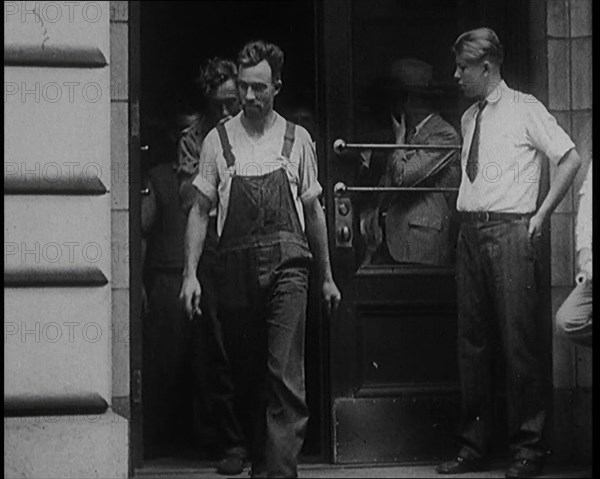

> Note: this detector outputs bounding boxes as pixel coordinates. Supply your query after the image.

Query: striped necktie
[466,99,488,182]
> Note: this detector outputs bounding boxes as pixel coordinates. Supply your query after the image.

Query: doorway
[136,0,324,469]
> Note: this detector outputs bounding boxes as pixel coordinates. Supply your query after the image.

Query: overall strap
[281,121,296,159]
[216,123,236,168]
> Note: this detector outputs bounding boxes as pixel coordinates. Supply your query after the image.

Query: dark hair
[196,57,237,97]
[452,27,504,65]
[237,40,284,82]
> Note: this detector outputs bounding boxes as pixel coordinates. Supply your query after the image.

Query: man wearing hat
[361,58,461,265]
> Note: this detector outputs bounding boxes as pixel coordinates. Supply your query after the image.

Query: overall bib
[215,121,312,478]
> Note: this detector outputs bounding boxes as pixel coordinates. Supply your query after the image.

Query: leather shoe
[436,456,490,474]
[505,458,544,478]
[216,454,245,476]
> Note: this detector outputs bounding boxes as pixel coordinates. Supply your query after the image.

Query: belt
[458,211,533,223]
[149,265,183,274]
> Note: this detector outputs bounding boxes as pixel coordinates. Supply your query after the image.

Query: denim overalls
[215,120,312,478]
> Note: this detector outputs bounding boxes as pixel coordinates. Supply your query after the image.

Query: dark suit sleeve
[386,127,459,187]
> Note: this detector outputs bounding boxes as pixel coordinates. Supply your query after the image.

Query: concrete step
[137,460,591,479]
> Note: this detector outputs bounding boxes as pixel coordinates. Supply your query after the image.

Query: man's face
[454,53,487,98]
[238,60,281,121]
[208,78,240,122]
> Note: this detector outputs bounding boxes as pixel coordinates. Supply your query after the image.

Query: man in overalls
[180,40,341,478]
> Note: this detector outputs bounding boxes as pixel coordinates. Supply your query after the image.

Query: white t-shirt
[192,111,322,236]
[457,80,575,213]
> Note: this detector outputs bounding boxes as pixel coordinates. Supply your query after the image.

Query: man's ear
[274,80,282,95]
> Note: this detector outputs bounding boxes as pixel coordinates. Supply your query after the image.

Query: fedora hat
[387,58,445,95]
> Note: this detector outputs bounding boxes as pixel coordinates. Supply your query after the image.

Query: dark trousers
[195,230,248,458]
[143,268,246,458]
[218,249,309,478]
[456,218,547,461]
[143,271,195,454]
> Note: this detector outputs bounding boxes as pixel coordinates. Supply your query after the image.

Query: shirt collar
[484,79,508,105]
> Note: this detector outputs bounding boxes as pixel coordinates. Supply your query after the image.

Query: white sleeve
[525,99,575,165]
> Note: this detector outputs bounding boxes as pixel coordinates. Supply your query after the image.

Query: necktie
[466,100,487,182]
[405,126,416,144]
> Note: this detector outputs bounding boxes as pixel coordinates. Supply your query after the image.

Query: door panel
[334,394,459,463]
[321,0,464,464]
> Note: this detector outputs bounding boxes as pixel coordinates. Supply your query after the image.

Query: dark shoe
[436,456,490,474]
[217,455,245,476]
[505,458,544,478]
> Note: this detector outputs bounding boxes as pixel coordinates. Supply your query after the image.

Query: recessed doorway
[136,0,323,472]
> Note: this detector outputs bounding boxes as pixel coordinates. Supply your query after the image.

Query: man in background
[556,161,592,347]
[177,57,248,476]
[143,57,248,476]
[359,58,460,266]
[141,105,200,461]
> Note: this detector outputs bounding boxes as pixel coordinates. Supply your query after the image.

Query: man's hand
[528,212,547,241]
[391,112,406,144]
[322,278,341,316]
[578,247,593,281]
[179,274,202,320]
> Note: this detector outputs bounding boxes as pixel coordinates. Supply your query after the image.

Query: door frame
[315,0,354,463]
[128,0,143,473]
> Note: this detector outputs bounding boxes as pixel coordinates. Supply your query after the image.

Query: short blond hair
[452,27,504,65]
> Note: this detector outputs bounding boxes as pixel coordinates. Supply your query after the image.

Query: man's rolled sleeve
[298,129,323,204]
[526,100,575,165]
[191,131,220,208]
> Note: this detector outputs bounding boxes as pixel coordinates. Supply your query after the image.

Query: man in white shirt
[179,40,341,478]
[436,28,581,479]
[556,162,592,346]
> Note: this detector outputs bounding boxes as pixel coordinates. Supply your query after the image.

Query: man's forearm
[305,199,334,282]
[183,201,209,279]
[537,149,582,218]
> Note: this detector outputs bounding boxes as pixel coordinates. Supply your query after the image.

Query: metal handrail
[333,138,461,154]
[334,182,458,196]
